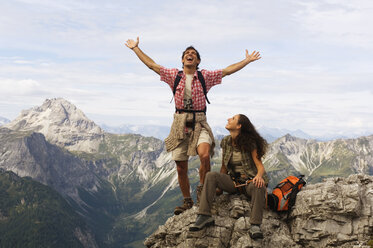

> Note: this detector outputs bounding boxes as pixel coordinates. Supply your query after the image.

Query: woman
[189,114,269,239]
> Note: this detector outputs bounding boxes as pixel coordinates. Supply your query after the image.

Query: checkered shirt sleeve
[160,66,179,90]
[200,69,223,92]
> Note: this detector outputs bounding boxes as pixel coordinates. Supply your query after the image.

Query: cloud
[0,78,45,96]
[293,0,373,49]
[0,0,372,137]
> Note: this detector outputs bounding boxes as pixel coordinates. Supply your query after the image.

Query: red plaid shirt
[160,66,223,111]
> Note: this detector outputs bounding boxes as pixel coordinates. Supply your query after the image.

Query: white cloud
[294,0,373,49]
[0,0,372,137]
[0,78,44,95]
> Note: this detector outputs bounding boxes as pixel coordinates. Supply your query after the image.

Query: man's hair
[182,46,201,69]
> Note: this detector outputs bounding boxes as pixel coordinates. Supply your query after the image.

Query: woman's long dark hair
[235,114,268,160]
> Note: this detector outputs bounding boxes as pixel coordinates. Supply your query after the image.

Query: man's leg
[197,142,211,185]
[196,142,210,204]
[174,160,194,215]
[175,160,191,198]
[172,137,193,215]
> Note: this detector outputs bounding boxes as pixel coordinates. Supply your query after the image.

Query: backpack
[267,175,306,212]
[173,70,210,104]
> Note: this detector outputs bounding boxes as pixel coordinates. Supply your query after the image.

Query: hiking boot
[196,185,203,205]
[174,197,193,215]
[249,224,263,239]
[189,214,215,232]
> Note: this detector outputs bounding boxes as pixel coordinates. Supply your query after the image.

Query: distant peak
[5,97,102,134]
[41,98,77,110]
[44,97,68,104]
[283,133,296,141]
[4,98,103,153]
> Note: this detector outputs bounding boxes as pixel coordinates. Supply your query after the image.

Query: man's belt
[185,122,194,128]
[175,108,206,131]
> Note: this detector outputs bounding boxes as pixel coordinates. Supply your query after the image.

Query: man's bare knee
[176,161,188,175]
[199,153,210,163]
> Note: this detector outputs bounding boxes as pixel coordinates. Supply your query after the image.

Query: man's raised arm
[125,37,161,75]
[222,50,261,78]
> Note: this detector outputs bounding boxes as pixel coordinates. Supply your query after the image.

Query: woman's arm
[251,149,266,188]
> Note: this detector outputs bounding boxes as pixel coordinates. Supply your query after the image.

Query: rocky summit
[144,174,373,248]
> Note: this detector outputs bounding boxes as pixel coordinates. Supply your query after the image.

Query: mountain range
[1,113,361,142]
[100,123,318,142]
[0,98,372,247]
[99,122,357,142]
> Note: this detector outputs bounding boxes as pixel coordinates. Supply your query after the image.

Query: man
[125,37,261,215]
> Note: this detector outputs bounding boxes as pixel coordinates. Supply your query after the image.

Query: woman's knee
[254,185,267,196]
[205,171,219,180]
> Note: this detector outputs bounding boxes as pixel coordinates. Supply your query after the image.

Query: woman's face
[225,114,241,131]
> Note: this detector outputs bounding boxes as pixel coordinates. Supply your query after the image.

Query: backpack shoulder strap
[285,176,306,219]
[197,71,210,104]
[173,70,210,104]
[173,71,183,96]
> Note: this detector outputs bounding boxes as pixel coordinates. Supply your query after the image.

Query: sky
[0,0,372,137]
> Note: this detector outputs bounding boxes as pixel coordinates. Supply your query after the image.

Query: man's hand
[125,37,139,49]
[253,175,265,188]
[245,50,261,63]
[125,36,161,74]
[222,49,262,77]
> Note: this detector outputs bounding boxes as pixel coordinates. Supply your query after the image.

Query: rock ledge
[145,174,373,248]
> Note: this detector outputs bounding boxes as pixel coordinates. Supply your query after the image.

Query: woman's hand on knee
[253,175,265,188]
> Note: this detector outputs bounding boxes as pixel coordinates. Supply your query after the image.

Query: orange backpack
[268,175,306,212]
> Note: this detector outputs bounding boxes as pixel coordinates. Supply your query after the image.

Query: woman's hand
[253,175,265,188]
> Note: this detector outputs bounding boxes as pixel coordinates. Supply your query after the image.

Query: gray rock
[145,174,373,248]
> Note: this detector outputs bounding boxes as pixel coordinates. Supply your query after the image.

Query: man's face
[182,49,200,69]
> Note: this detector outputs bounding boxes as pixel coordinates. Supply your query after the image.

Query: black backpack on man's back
[172,71,210,104]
